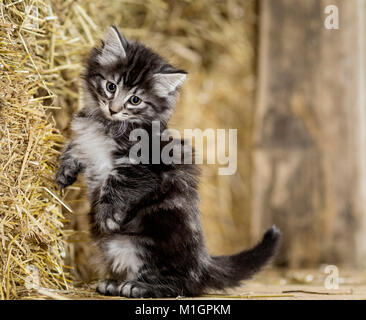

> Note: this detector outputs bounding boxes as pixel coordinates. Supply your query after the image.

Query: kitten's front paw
[56,165,77,189]
[97,203,123,233]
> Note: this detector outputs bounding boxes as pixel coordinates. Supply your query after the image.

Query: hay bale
[0,0,99,299]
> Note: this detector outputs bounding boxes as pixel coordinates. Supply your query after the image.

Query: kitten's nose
[109,106,119,115]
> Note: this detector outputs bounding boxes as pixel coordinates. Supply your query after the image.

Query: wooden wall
[253,0,366,267]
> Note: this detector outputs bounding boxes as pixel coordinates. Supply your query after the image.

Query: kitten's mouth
[110,111,130,120]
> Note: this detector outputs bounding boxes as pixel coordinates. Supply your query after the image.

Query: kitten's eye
[106,81,117,93]
[129,95,142,105]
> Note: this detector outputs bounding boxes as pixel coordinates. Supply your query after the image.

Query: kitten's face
[83,26,186,126]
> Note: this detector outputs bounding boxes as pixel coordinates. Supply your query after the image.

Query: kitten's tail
[205,226,281,290]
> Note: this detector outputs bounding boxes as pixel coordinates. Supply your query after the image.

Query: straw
[0,0,101,299]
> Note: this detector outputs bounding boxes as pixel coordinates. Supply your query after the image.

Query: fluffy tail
[204,226,281,290]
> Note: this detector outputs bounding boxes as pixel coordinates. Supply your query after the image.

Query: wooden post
[253,0,366,267]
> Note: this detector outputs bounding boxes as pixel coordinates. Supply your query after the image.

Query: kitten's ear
[153,72,187,96]
[99,26,128,63]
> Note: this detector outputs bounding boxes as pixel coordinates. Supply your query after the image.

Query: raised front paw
[56,165,78,189]
[96,202,124,234]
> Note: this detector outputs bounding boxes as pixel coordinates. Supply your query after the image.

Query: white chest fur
[71,118,116,191]
[105,236,143,280]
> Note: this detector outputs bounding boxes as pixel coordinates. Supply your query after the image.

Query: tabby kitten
[56,26,281,298]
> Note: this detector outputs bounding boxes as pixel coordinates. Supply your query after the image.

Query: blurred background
[2,0,366,296]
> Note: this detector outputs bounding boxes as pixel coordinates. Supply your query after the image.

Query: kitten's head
[82,26,186,127]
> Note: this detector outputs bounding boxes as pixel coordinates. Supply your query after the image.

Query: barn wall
[253,0,366,267]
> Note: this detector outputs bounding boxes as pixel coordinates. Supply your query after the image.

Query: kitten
[56,26,281,298]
